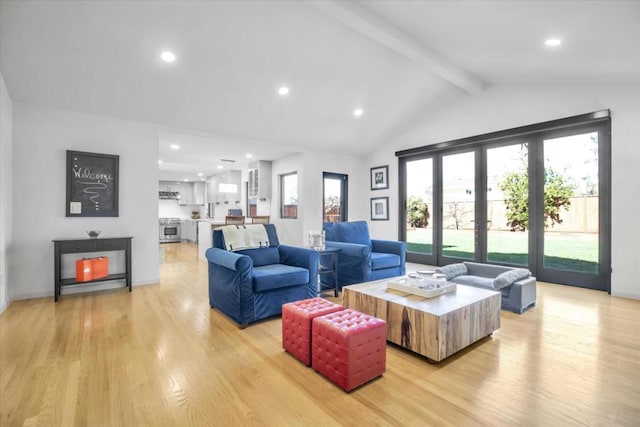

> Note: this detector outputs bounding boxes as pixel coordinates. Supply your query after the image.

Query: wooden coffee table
[342,279,501,362]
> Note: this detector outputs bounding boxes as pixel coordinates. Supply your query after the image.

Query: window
[323,172,348,224]
[280,172,298,219]
[397,110,611,292]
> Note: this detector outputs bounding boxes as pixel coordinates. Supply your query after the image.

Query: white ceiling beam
[308,0,485,94]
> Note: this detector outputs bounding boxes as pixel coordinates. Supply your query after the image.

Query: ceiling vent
[221,159,236,163]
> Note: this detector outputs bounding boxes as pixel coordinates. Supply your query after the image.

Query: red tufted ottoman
[311,309,387,392]
[282,297,345,366]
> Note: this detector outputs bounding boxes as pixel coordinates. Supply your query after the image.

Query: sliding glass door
[441,151,476,261]
[534,126,608,290]
[403,157,435,264]
[398,111,610,291]
[486,142,529,266]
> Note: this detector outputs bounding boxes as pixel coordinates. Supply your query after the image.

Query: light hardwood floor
[1,242,639,426]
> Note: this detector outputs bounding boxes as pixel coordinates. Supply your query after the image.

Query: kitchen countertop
[197,219,226,223]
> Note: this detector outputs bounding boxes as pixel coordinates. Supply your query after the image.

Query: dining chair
[225,215,245,225]
[251,215,270,224]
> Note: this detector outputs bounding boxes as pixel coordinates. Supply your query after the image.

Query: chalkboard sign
[66,150,119,217]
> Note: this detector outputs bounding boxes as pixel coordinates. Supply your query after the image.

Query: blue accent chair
[205,224,319,327]
[323,221,406,290]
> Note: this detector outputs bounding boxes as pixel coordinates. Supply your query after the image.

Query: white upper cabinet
[248,160,272,200]
[193,181,206,205]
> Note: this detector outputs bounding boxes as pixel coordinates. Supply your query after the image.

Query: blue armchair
[324,221,406,290]
[205,224,319,327]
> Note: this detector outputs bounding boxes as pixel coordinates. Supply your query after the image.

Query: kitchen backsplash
[159,200,206,219]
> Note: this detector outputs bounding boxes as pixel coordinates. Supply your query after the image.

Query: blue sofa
[323,221,406,290]
[205,224,319,327]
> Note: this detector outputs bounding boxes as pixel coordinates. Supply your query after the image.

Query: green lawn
[406,229,598,273]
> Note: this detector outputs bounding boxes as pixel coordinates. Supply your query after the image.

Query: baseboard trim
[0,299,9,314]
[611,291,640,300]
[11,277,160,301]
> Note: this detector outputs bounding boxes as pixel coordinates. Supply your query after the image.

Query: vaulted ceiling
[2,0,638,180]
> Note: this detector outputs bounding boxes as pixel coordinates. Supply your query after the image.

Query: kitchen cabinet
[158,181,203,206]
[198,221,226,259]
[207,176,219,203]
[177,183,193,205]
[160,180,192,203]
[193,181,206,205]
[181,220,198,242]
[248,160,272,200]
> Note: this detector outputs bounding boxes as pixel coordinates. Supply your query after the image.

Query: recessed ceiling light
[170,144,180,150]
[183,179,189,182]
[245,153,253,159]
[353,109,364,117]
[197,172,203,177]
[278,86,290,96]
[217,165,223,169]
[158,160,163,164]
[161,51,176,62]
[544,38,562,47]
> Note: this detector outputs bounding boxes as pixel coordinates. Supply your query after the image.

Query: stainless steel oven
[159,218,182,243]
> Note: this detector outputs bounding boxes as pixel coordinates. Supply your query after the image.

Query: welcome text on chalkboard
[66,150,119,217]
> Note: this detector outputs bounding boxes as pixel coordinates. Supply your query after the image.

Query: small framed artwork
[370,196,389,221]
[370,165,389,190]
[66,150,119,217]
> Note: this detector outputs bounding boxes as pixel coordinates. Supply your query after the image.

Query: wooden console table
[53,236,133,302]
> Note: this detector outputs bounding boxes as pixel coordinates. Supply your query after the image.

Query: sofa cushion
[237,247,280,267]
[323,222,336,241]
[371,252,400,270]
[252,264,309,292]
[452,275,495,290]
[439,263,468,280]
[331,221,371,247]
[493,268,531,290]
[463,261,510,278]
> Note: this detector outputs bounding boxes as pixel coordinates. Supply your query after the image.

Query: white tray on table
[387,277,456,299]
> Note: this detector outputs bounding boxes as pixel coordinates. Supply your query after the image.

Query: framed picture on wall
[66,150,119,217]
[370,165,389,190]
[370,196,389,221]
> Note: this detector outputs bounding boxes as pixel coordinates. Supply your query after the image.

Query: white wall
[270,154,305,245]
[366,82,640,299]
[269,151,367,246]
[158,199,195,219]
[0,72,13,313]
[11,104,160,300]
[301,150,368,236]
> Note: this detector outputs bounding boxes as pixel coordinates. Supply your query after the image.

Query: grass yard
[406,228,598,273]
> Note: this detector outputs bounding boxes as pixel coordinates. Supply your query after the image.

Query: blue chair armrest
[278,245,319,297]
[325,241,372,285]
[325,241,371,258]
[371,239,406,256]
[279,245,319,272]
[205,247,253,272]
